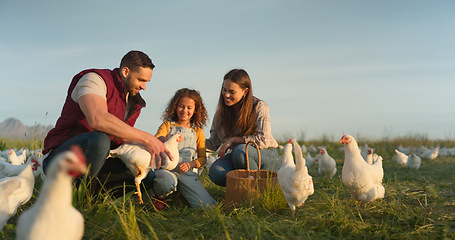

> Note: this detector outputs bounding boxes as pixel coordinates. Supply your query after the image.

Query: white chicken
[0,154,42,179]
[301,144,307,153]
[406,153,421,169]
[308,145,318,153]
[159,133,183,171]
[359,143,370,155]
[8,149,27,165]
[16,146,87,240]
[420,146,439,160]
[277,139,314,218]
[397,145,411,154]
[305,152,317,169]
[0,164,35,231]
[363,148,374,165]
[364,148,382,165]
[340,134,385,205]
[395,149,409,166]
[317,148,337,179]
[439,147,450,156]
[109,133,182,204]
[15,148,29,158]
[205,154,216,171]
[373,154,383,165]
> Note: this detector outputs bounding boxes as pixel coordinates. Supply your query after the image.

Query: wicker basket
[225,142,278,207]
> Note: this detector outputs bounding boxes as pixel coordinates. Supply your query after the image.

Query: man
[42,50,172,193]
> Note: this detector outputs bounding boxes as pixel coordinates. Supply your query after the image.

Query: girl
[206,69,281,187]
[152,88,216,209]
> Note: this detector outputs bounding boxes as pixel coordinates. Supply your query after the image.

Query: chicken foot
[135,166,145,204]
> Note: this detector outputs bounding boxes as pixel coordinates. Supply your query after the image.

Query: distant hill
[0,118,53,140]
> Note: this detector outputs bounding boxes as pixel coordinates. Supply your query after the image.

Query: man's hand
[145,136,173,169]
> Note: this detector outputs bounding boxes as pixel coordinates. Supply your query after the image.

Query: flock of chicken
[276,134,442,217]
[0,134,183,239]
[0,146,87,239]
[0,133,446,238]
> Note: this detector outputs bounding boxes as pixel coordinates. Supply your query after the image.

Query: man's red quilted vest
[43,68,145,154]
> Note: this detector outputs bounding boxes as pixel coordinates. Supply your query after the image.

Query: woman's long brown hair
[215,69,257,137]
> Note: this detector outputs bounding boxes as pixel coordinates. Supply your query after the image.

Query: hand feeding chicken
[159,133,183,171]
[109,133,182,204]
[0,164,35,231]
[277,139,314,218]
[16,146,87,240]
[340,134,385,205]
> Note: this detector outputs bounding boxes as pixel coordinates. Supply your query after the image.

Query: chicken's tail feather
[292,139,306,172]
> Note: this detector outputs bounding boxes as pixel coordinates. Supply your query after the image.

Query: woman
[206,69,280,187]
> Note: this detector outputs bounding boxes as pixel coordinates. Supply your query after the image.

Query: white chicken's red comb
[31,158,40,171]
[288,139,292,144]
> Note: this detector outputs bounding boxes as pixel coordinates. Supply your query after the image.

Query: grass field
[1,136,454,239]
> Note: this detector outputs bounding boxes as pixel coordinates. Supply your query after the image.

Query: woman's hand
[218,137,245,158]
[218,141,232,159]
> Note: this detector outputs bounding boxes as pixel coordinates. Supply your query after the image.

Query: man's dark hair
[120,50,155,71]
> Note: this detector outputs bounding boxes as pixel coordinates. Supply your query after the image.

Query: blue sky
[1,0,454,141]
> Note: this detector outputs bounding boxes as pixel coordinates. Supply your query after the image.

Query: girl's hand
[178,162,191,173]
[179,160,201,172]
[179,162,194,172]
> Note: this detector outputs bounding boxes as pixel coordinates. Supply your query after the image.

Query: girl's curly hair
[161,88,208,128]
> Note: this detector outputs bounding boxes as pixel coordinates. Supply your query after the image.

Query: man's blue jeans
[42,131,155,193]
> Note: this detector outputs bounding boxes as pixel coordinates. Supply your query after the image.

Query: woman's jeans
[208,144,280,187]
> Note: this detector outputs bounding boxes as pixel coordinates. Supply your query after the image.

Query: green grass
[1,137,454,239]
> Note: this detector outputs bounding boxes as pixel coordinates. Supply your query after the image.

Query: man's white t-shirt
[70,72,130,121]
[71,72,107,102]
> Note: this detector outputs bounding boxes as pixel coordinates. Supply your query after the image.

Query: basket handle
[245,142,261,171]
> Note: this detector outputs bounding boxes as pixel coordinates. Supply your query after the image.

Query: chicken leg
[134,166,145,204]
